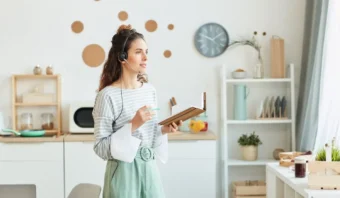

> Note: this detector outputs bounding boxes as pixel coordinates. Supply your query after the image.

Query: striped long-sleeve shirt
[92,83,167,162]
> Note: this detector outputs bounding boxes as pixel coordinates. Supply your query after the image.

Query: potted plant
[238,131,262,161]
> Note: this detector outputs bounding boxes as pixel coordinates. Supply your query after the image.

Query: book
[158,92,206,126]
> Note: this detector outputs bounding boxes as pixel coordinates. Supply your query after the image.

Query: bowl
[232,71,247,79]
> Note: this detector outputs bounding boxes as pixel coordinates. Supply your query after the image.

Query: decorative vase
[273,148,285,160]
[253,52,264,79]
[46,65,54,75]
[241,145,258,161]
[33,65,42,75]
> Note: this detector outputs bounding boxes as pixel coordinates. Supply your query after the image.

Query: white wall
[0,0,307,197]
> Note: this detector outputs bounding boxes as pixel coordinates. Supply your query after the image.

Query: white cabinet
[64,141,106,198]
[0,142,64,198]
[64,140,217,198]
[158,140,216,198]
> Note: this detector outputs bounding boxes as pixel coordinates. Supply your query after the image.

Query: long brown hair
[98,24,148,92]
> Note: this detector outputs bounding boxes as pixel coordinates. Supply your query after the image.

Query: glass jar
[41,113,54,130]
[20,113,33,130]
[294,157,306,178]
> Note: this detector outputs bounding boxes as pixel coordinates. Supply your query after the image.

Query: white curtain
[314,0,340,151]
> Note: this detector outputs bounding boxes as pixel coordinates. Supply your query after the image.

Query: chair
[68,183,102,198]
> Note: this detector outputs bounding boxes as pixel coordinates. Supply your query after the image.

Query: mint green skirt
[103,147,165,198]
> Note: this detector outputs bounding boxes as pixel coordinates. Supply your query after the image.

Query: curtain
[296,0,329,152]
[313,0,340,151]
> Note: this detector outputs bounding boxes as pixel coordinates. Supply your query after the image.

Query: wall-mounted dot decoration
[145,20,158,32]
[163,50,172,58]
[71,21,84,33]
[82,44,105,67]
[168,24,174,30]
[118,11,128,21]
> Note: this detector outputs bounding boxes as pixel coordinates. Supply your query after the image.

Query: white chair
[68,183,102,198]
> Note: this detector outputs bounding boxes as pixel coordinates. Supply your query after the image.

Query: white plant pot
[241,145,258,161]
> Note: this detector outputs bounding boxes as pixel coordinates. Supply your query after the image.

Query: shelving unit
[220,64,296,198]
[11,74,62,137]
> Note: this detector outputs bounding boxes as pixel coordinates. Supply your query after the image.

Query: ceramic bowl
[232,71,247,79]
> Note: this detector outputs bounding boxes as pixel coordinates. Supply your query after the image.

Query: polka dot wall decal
[145,20,158,32]
[163,50,172,58]
[168,24,174,30]
[82,44,106,67]
[118,11,128,21]
[71,21,84,33]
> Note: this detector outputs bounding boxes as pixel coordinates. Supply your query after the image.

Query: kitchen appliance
[69,102,95,133]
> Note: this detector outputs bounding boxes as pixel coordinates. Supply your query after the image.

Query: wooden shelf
[13,74,60,79]
[12,74,62,137]
[63,131,217,142]
[15,103,58,106]
[228,158,278,166]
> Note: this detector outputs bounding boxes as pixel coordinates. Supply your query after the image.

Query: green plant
[238,131,262,146]
[315,147,340,161]
[228,36,262,60]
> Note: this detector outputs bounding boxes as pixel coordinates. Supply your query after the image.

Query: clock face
[194,23,229,57]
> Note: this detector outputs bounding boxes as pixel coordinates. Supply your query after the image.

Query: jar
[196,114,208,132]
[294,157,306,178]
[20,113,33,130]
[33,65,42,75]
[46,65,53,75]
[41,113,54,130]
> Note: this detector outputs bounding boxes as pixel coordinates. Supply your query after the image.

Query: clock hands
[212,32,223,40]
[199,33,218,45]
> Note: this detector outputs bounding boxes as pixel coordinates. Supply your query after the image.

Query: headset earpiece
[118,52,127,62]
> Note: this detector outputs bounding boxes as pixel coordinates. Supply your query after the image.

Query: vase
[241,145,258,161]
[253,53,264,79]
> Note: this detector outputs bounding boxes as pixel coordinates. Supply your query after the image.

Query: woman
[92,24,181,198]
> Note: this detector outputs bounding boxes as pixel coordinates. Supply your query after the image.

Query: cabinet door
[64,142,106,197]
[158,141,217,198]
[0,143,64,198]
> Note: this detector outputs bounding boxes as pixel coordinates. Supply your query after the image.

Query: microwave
[69,102,95,133]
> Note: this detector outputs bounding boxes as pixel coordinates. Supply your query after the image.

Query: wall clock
[194,23,229,57]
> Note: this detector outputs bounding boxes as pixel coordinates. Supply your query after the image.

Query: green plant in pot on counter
[238,131,262,161]
[315,147,340,161]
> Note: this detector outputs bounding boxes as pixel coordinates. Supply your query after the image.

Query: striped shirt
[92,83,162,160]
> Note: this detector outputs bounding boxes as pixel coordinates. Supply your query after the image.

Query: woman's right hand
[131,105,154,132]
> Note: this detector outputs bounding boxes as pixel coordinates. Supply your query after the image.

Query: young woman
[92,24,181,198]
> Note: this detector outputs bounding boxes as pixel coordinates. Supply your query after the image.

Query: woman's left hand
[161,121,183,134]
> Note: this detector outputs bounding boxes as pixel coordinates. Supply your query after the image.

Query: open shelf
[226,119,292,124]
[228,158,278,166]
[13,74,60,79]
[15,103,58,106]
[226,78,291,83]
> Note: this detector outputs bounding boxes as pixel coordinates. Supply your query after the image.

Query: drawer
[0,142,63,161]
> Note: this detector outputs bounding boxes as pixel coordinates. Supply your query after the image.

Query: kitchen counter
[266,162,340,198]
[0,135,64,143]
[64,131,217,142]
[0,131,217,143]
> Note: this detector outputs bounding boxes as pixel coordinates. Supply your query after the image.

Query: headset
[112,31,134,128]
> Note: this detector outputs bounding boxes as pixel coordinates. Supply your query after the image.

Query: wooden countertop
[0,131,217,143]
[0,135,64,143]
[64,131,217,142]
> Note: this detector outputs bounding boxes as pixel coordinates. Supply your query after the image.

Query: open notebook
[158,92,206,126]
